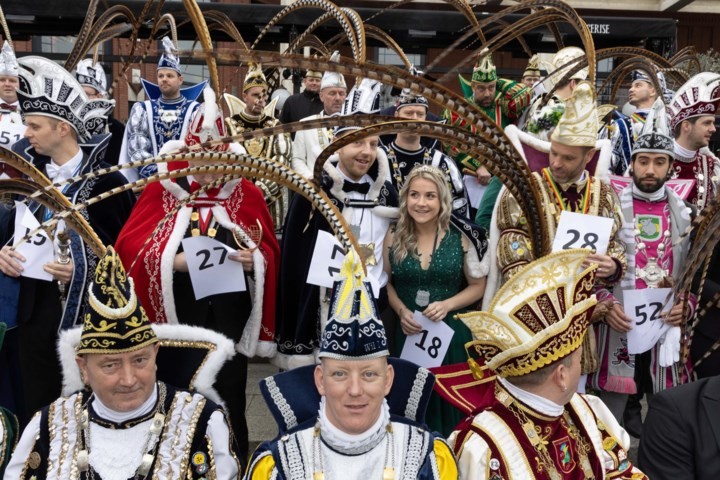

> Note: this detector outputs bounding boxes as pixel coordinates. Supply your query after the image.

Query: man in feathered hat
[73,58,125,166]
[245,252,457,480]
[438,250,647,478]
[385,85,470,218]
[279,65,324,126]
[275,77,399,370]
[443,51,531,190]
[115,86,280,463]
[609,68,670,176]
[0,56,134,417]
[591,97,695,438]
[291,51,347,179]
[495,81,626,382]
[118,37,204,181]
[224,62,291,230]
[4,247,242,479]
[668,72,720,210]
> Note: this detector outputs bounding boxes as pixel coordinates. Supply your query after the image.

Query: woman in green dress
[383,165,488,436]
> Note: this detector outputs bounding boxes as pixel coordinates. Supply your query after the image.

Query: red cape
[115,175,279,348]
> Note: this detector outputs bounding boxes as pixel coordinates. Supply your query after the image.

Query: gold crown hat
[458,249,598,378]
[77,247,158,355]
[550,81,599,147]
[318,250,388,360]
[523,54,541,78]
[0,41,19,77]
[472,51,497,84]
[320,51,347,90]
[243,62,268,92]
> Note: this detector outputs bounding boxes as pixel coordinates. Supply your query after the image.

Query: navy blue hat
[318,251,389,360]
[158,36,181,73]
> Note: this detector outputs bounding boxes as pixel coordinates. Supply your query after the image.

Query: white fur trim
[594,138,612,184]
[211,206,272,358]
[156,155,189,200]
[59,327,84,396]
[465,243,490,279]
[270,351,319,370]
[324,147,390,203]
[372,205,400,218]
[482,186,504,310]
[59,324,236,404]
[152,324,236,404]
[160,206,192,324]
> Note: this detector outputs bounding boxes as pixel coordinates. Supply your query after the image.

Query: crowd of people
[0,4,719,479]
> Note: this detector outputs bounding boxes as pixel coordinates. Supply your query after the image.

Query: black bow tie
[343,181,370,194]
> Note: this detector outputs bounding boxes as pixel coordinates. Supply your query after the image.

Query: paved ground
[246,361,279,453]
[245,361,643,462]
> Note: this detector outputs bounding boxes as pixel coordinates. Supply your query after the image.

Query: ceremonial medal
[246,138,264,156]
[359,243,377,266]
[191,228,201,237]
[416,289,430,307]
[28,451,41,470]
[636,258,666,288]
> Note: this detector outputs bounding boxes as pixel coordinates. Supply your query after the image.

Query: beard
[633,175,665,193]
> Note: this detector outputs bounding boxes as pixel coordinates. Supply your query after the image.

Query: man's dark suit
[638,376,720,479]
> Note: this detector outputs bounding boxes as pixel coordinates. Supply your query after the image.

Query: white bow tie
[46,162,72,181]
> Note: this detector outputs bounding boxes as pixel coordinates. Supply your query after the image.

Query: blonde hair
[392,165,452,264]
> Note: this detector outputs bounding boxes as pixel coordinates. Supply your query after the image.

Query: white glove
[658,326,681,367]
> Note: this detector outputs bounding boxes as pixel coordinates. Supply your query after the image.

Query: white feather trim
[482,186,505,311]
[202,87,217,130]
[594,138,612,184]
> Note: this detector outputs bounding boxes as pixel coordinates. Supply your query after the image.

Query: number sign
[12,201,54,281]
[625,288,673,354]
[400,311,454,368]
[307,230,380,297]
[552,211,613,255]
[182,236,246,300]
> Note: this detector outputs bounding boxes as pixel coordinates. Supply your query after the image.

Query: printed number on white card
[307,231,345,289]
[552,211,613,255]
[625,288,673,354]
[0,122,26,148]
[182,236,246,300]
[307,231,381,298]
[12,201,54,281]
[400,311,454,368]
